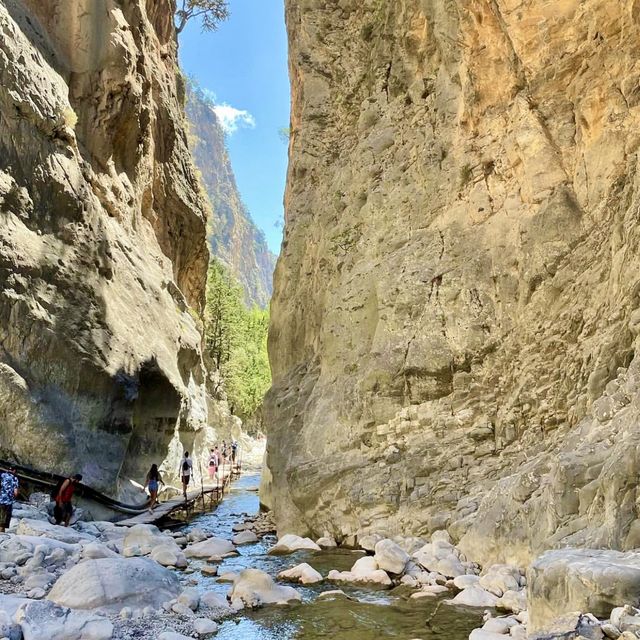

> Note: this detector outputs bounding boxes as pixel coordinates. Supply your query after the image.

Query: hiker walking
[144,464,163,512]
[55,474,82,527]
[0,466,19,533]
[231,440,238,464]
[178,451,193,499]
[207,449,218,482]
[221,441,228,463]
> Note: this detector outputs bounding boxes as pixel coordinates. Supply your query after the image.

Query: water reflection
[183,474,482,640]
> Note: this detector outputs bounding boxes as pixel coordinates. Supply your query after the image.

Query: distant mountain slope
[186,80,276,309]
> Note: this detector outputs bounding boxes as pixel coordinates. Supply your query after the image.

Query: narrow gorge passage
[2,0,640,639]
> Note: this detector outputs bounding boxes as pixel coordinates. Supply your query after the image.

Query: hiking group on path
[0,439,240,528]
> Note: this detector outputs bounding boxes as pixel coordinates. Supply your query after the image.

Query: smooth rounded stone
[217,572,238,582]
[184,538,236,559]
[352,556,378,577]
[171,602,194,617]
[510,624,527,640]
[119,607,132,620]
[410,591,437,599]
[317,590,352,600]
[81,543,119,560]
[178,588,200,611]
[480,565,522,597]
[422,584,449,594]
[16,520,95,546]
[193,618,218,634]
[232,530,258,545]
[200,591,232,612]
[277,563,323,585]
[47,557,180,613]
[602,622,622,639]
[201,565,218,576]
[268,534,321,555]
[431,530,452,544]
[374,539,409,575]
[1,568,16,580]
[122,525,176,558]
[359,533,383,552]
[528,550,640,633]
[482,617,518,634]
[611,605,640,631]
[158,633,193,640]
[434,556,466,579]
[315,536,337,549]
[496,589,527,614]
[27,587,46,599]
[401,575,418,587]
[454,575,481,590]
[187,528,209,543]
[173,537,188,547]
[450,585,499,607]
[24,573,54,590]
[16,600,113,640]
[229,568,302,608]
[150,544,188,569]
[232,523,249,532]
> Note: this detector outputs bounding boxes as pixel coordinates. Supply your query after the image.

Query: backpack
[182,460,190,473]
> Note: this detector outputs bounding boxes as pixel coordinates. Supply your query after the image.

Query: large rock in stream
[229,568,302,608]
[47,557,180,612]
[528,549,640,634]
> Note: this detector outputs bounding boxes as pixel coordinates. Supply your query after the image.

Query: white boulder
[185,537,236,559]
[229,568,301,608]
[47,557,180,612]
[450,585,499,607]
[233,530,258,545]
[268,534,321,554]
[374,539,409,575]
[278,563,323,585]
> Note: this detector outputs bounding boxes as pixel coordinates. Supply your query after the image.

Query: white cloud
[213,103,256,134]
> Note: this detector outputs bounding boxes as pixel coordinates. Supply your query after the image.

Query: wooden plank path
[117,465,241,527]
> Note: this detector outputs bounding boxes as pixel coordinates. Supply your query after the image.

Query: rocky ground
[0,485,637,640]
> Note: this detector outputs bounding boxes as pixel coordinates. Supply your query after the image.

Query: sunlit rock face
[265,0,640,564]
[0,0,211,495]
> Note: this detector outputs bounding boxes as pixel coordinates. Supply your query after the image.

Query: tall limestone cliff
[265,0,640,565]
[0,0,215,498]
[186,81,276,308]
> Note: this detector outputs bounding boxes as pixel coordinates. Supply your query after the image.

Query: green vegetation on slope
[205,259,271,421]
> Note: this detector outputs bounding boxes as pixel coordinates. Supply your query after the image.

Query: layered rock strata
[265,0,640,564]
[0,0,210,495]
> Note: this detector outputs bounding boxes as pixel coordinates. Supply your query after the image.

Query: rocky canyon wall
[0,0,214,497]
[265,0,640,565]
[186,82,277,309]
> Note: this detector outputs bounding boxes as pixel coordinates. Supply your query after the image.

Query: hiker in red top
[55,474,82,527]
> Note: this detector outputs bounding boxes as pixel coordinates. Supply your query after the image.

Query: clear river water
[180,473,483,640]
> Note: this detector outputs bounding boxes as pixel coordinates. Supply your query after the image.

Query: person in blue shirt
[0,467,19,532]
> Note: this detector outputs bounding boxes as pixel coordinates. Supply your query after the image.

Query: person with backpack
[55,474,82,527]
[0,466,19,532]
[207,449,218,482]
[231,440,238,464]
[178,451,193,499]
[144,464,164,512]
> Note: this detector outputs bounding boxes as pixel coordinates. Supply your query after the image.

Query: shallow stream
[180,473,483,640]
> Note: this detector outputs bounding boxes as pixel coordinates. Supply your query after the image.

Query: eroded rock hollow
[265,0,640,565]
[0,0,211,495]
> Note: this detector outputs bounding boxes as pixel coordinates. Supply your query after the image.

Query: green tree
[204,260,271,420]
[175,0,230,35]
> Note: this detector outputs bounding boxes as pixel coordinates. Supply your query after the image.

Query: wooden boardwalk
[117,465,240,527]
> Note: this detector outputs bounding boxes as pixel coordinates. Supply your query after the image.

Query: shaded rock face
[265,0,640,562]
[0,0,210,493]
[186,82,277,308]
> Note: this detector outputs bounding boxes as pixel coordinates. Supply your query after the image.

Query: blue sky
[179,0,289,255]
